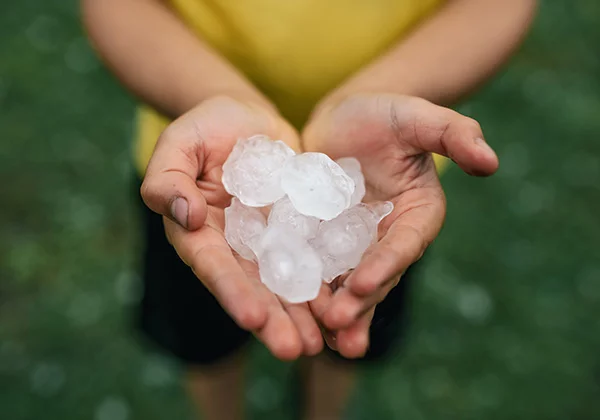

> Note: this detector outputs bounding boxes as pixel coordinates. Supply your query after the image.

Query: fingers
[280,301,324,356]
[335,307,375,359]
[392,97,499,176]
[322,275,399,330]
[321,189,444,330]
[310,283,334,320]
[168,217,307,360]
[347,222,427,298]
[142,121,208,230]
[165,218,268,331]
[142,170,208,230]
[309,283,337,351]
[229,258,306,360]
[350,187,445,296]
[312,279,375,358]
[253,300,304,361]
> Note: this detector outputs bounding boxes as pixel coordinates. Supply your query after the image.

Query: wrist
[191,93,301,152]
[195,89,280,118]
[310,77,424,124]
[165,83,280,121]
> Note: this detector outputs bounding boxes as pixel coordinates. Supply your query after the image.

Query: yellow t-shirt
[134,0,449,175]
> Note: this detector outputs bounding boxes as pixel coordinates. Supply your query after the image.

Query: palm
[304,95,450,265]
[144,97,323,360]
[302,94,499,357]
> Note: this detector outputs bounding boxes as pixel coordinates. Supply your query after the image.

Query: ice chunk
[268,196,320,240]
[312,201,394,282]
[224,197,267,261]
[257,225,323,303]
[368,201,394,222]
[281,153,355,220]
[222,135,295,207]
[336,157,366,207]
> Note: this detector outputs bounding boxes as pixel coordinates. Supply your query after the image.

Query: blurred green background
[1,1,600,419]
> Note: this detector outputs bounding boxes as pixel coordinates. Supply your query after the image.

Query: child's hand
[141,96,324,360]
[303,93,499,358]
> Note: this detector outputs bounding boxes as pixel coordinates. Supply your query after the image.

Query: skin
[83,0,536,357]
[83,0,537,418]
[141,92,501,360]
[140,96,324,360]
[301,0,537,355]
[303,93,499,357]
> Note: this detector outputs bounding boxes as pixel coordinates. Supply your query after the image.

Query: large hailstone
[336,157,366,207]
[222,135,295,207]
[268,196,320,240]
[281,153,355,220]
[257,225,323,303]
[222,136,396,303]
[311,201,394,282]
[224,197,267,261]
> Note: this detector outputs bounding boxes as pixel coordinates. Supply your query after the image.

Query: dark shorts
[134,179,417,366]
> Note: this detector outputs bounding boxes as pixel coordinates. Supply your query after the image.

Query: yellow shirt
[134,0,449,175]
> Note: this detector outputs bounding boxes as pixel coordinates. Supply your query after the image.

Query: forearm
[81,0,275,119]
[323,0,537,107]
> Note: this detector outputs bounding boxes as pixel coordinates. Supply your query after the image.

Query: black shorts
[134,179,416,366]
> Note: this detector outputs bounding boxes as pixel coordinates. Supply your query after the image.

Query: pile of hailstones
[222,135,393,303]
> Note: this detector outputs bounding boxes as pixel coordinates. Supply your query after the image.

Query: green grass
[1,1,600,419]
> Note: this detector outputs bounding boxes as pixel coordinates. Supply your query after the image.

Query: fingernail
[474,137,495,156]
[170,197,188,229]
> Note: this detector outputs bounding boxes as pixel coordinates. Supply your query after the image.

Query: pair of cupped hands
[141,93,499,360]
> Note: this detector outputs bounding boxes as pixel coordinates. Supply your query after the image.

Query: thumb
[141,121,208,231]
[394,97,499,176]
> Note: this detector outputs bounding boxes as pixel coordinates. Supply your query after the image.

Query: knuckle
[379,282,395,302]
[139,178,157,205]
[464,117,482,133]
[140,177,171,215]
[237,308,262,330]
[406,225,428,258]
[188,246,212,277]
[358,277,380,295]
[386,225,427,267]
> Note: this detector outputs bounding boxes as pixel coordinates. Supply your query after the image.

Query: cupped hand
[141,96,324,360]
[302,93,499,358]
